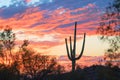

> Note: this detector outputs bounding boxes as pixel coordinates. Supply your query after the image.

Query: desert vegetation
[0,27,65,80]
[0,0,120,80]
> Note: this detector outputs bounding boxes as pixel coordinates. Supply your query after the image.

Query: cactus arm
[65,38,72,60]
[69,36,73,58]
[76,33,86,60]
[73,22,77,56]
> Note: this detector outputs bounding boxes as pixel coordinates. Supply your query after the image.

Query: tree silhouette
[0,27,67,80]
[97,0,120,61]
[15,40,59,79]
[0,26,15,65]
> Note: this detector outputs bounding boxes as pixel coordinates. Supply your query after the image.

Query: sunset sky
[0,0,113,56]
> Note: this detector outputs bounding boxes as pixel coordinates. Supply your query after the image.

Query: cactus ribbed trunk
[65,22,86,72]
[72,60,75,72]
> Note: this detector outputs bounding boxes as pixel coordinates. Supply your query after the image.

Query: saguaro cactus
[65,22,86,72]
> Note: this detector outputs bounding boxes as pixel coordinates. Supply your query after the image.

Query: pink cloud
[0,3,100,53]
[25,0,31,3]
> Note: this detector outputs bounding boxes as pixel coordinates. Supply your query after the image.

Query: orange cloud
[0,4,100,55]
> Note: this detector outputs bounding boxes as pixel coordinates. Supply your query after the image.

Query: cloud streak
[0,0,112,55]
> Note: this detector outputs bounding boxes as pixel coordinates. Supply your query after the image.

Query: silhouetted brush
[65,22,86,72]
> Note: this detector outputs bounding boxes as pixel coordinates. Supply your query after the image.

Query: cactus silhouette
[65,22,86,72]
